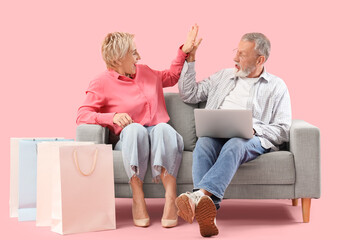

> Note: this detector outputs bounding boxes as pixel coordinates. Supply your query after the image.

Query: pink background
[1,0,359,239]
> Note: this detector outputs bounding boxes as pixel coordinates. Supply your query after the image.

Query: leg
[115,123,150,182]
[130,175,150,227]
[301,198,311,223]
[148,123,183,182]
[193,137,225,191]
[115,123,150,226]
[147,123,183,227]
[194,137,266,237]
[197,137,267,204]
[193,136,242,208]
[175,137,224,224]
[160,168,178,227]
[292,199,298,206]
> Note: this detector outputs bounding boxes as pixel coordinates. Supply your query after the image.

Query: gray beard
[234,67,251,78]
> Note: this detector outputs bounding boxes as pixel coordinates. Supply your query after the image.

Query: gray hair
[241,33,271,61]
[102,32,134,70]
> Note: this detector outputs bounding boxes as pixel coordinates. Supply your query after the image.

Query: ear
[257,56,266,66]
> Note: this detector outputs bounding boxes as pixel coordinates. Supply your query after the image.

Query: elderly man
[175,27,292,237]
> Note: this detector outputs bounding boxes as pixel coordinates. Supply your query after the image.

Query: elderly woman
[76,26,199,228]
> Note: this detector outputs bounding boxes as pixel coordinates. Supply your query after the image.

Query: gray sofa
[76,92,321,223]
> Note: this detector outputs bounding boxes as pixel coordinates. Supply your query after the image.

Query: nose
[137,53,141,61]
[233,53,239,62]
[233,55,239,62]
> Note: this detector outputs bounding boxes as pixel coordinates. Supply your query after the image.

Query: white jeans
[114,123,184,183]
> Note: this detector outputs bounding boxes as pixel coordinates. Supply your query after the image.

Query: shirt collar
[258,67,270,82]
[107,68,135,81]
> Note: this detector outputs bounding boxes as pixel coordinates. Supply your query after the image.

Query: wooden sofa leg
[292,199,298,206]
[301,198,311,223]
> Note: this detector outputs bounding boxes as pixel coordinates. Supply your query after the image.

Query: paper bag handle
[73,148,98,176]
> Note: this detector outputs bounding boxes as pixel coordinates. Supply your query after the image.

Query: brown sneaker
[175,191,203,223]
[195,196,219,237]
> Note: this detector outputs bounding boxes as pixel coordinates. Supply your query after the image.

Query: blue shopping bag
[18,138,73,221]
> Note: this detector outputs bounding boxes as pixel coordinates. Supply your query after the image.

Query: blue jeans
[193,136,269,209]
[114,123,184,183]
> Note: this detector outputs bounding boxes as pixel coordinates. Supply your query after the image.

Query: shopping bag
[51,144,116,235]
[18,138,71,221]
[36,141,94,226]
[9,137,64,218]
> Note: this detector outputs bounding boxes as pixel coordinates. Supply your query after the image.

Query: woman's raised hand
[182,24,202,54]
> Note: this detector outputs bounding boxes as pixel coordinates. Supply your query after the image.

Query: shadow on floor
[115,198,303,229]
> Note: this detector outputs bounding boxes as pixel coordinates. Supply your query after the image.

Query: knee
[152,123,176,136]
[194,137,214,152]
[227,138,246,147]
[122,123,147,138]
[223,138,246,156]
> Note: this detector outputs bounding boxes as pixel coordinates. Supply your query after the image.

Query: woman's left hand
[182,24,200,53]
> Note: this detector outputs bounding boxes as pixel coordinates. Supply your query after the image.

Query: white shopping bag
[9,137,64,218]
[18,138,71,221]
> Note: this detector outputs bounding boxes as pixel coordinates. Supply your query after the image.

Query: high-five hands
[113,113,133,129]
[182,24,202,62]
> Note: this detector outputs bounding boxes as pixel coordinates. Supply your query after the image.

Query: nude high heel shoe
[133,218,150,227]
[132,201,150,227]
[161,216,178,228]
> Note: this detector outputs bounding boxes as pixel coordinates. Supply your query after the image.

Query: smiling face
[233,40,260,78]
[117,42,141,76]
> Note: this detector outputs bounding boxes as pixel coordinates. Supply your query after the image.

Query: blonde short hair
[101,32,134,70]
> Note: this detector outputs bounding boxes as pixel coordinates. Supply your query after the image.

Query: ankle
[165,191,177,200]
[132,196,146,204]
[196,190,205,197]
[199,189,212,197]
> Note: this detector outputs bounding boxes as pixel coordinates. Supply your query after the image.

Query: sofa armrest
[289,119,321,199]
[76,124,109,144]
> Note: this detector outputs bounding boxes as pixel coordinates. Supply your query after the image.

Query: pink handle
[73,149,98,176]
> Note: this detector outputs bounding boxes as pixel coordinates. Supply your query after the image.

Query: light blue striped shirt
[178,61,292,150]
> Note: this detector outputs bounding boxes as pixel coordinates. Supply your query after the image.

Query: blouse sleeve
[152,46,188,88]
[76,79,116,127]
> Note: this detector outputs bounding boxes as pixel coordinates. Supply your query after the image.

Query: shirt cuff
[178,44,189,58]
[253,124,263,136]
[96,112,116,126]
[186,61,195,71]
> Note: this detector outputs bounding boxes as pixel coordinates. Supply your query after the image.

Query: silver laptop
[194,109,253,139]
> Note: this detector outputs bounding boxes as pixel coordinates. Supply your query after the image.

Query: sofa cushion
[169,151,193,184]
[231,151,295,184]
[164,93,198,151]
[113,150,128,183]
[175,151,295,185]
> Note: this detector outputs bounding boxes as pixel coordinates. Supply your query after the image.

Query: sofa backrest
[164,92,199,151]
